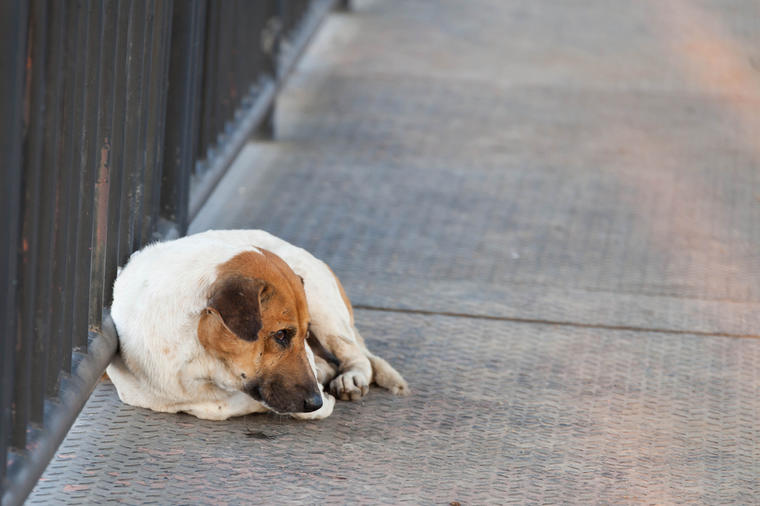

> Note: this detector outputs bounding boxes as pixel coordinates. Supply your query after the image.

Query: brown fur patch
[197,249,320,413]
[207,276,264,341]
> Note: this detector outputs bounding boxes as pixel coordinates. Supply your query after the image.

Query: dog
[106,229,408,420]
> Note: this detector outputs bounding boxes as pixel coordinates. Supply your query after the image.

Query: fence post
[0,0,28,493]
[161,0,207,237]
[254,1,282,139]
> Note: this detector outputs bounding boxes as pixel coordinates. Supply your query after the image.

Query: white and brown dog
[107,229,408,420]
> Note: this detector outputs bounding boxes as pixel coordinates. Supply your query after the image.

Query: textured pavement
[30,0,760,503]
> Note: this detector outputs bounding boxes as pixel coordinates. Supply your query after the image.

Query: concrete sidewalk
[31,0,760,503]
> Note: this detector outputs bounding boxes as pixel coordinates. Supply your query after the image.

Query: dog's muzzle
[243,380,322,413]
[302,392,323,412]
[244,382,263,402]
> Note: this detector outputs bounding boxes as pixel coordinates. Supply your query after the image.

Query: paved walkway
[31,0,760,503]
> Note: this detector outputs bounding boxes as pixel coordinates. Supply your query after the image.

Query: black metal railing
[0,1,339,504]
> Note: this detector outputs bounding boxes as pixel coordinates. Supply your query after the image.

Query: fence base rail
[2,317,118,506]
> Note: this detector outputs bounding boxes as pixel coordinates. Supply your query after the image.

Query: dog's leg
[352,327,409,396]
[309,326,409,400]
[312,354,338,385]
[306,331,339,385]
[306,266,408,400]
[317,332,373,401]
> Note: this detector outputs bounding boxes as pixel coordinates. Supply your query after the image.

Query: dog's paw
[387,377,410,396]
[330,370,370,401]
[369,355,410,396]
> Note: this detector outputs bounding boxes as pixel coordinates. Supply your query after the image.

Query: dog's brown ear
[207,276,266,341]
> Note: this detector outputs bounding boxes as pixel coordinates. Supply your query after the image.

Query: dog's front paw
[330,370,370,401]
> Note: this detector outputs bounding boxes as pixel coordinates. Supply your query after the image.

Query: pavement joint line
[353,304,760,340]
[348,276,760,305]
[318,68,760,105]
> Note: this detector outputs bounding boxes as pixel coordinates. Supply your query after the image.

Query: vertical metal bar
[102,0,131,309]
[279,0,292,42]
[249,1,272,84]
[124,1,156,251]
[16,0,49,445]
[57,0,86,372]
[161,0,206,237]
[72,0,101,350]
[49,0,76,392]
[232,1,245,112]
[0,0,29,486]
[248,2,261,82]
[87,0,118,332]
[251,4,264,93]
[255,104,276,140]
[199,1,220,162]
[137,0,160,241]
[255,0,281,138]
[39,0,67,402]
[140,0,173,244]
[187,0,207,182]
[211,3,224,151]
[216,1,233,138]
[213,1,226,154]
[150,0,175,228]
[233,1,252,111]
[116,1,147,265]
[71,19,93,350]
[134,0,156,247]
[248,1,260,89]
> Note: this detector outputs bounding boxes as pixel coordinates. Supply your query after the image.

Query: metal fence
[0,0,338,504]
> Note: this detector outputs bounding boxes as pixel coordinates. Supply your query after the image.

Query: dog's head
[197,249,323,414]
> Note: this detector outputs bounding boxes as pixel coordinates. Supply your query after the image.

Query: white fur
[107,229,352,420]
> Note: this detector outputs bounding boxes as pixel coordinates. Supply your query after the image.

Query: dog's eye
[272,329,292,347]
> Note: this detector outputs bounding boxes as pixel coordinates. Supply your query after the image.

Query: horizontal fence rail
[0,0,339,504]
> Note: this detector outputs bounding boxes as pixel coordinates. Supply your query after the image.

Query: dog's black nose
[303,392,323,412]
